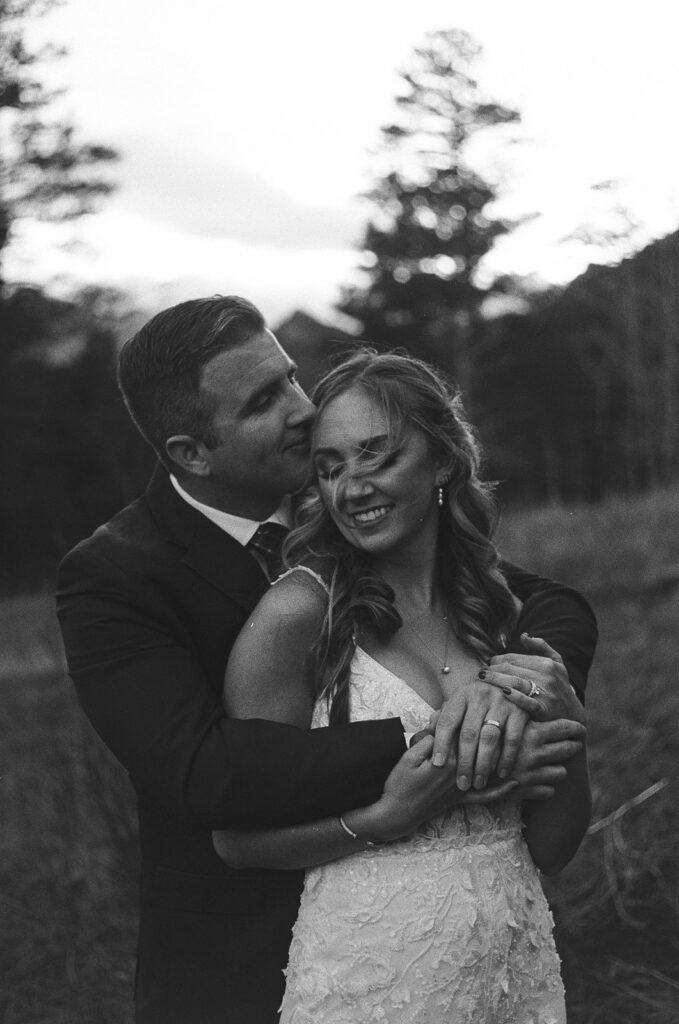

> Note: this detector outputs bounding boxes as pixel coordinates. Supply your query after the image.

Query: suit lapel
[145,465,269,613]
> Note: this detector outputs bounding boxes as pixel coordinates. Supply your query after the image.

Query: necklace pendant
[441,665,451,675]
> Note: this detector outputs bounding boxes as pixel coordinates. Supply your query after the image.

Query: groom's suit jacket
[57,464,597,1024]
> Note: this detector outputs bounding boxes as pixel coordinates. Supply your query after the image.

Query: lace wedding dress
[278,584,567,1023]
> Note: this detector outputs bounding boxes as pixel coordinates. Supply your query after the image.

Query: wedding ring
[483,719,502,730]
[527,681,542,698]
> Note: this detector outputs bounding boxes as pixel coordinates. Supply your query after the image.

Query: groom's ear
[165,434,212,478]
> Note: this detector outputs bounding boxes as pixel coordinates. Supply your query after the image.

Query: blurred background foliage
[1,7,678,1023]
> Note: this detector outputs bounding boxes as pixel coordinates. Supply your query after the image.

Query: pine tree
[0,0,118,286]
[339,29,519,381]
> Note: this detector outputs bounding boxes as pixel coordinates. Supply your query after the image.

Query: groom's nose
[287,387,316,427]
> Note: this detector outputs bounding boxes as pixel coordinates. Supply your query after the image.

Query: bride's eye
[371,448,401,471]
[379,451,399,469]
[316,462,343,482]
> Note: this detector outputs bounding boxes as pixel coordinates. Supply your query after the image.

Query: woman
[214,350,591,1022]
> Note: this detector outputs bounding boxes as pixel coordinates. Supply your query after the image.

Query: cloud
[113,135,365,250]
[6,210,364,326]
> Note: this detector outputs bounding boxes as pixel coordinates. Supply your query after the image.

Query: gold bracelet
[338,814,381,847]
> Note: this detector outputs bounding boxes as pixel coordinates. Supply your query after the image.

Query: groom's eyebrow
[239,364,295,416]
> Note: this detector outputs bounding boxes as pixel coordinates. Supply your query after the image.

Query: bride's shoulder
[275,564,330,597]
[253,564,329,631]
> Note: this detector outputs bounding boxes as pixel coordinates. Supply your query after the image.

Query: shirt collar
[170,475,291,546]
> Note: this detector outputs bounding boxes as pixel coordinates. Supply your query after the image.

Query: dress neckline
[354,645,439,713]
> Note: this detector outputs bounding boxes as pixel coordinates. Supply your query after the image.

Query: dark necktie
[247,522,289,580]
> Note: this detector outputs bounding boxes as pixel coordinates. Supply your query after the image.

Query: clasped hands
[424,633,585,789]
[368,636,586,843]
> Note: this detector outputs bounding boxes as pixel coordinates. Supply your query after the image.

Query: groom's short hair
[118,295,266,465]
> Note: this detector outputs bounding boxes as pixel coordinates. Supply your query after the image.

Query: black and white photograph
[1,1,677,1021]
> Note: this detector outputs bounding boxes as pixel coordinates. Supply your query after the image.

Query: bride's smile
[312,384,446,556]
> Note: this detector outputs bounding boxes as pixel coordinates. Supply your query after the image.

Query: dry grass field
[1,488,678,1022]
[0,596,138,1024]
[498,489,679,1022]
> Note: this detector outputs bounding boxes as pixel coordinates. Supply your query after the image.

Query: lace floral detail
[280,647,566,1023]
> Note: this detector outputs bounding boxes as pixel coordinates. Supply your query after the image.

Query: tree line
[1,13,678,590]
[471,230,679,503]
[334,28,679,504]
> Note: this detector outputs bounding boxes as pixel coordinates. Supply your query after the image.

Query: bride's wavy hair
[283,348,518,724]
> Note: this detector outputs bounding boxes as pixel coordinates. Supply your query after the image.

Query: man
[57,296,596,1023]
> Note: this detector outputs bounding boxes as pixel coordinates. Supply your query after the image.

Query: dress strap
[274,565,331,596]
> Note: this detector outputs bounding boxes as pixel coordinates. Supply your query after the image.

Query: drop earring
[437,485,444,507]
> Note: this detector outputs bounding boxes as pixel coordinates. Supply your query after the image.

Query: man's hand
[424,682,530,791]
[507,718,586,799]
[482,634,586,724]
[357,735,518,843]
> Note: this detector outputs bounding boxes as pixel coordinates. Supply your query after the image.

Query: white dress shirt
[170,475,291,580]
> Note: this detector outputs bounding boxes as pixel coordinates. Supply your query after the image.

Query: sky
[7,0,679,324]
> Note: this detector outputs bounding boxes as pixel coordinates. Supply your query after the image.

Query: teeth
[353,506,390,524]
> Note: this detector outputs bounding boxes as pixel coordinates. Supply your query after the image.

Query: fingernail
[478,670,487,680]
[502,686,512,695]
[474,774,485,790]
[433,753,445,767]
[457,775,470,791]
[521,632,531,639]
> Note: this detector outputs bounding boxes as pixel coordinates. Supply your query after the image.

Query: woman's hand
[349,735,518,844]
[481,634,586,724]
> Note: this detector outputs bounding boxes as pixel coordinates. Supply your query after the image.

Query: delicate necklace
[403,613,452,675]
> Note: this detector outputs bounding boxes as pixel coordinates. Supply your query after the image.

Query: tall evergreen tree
[0,0,118,287]
[339,29,519,381]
